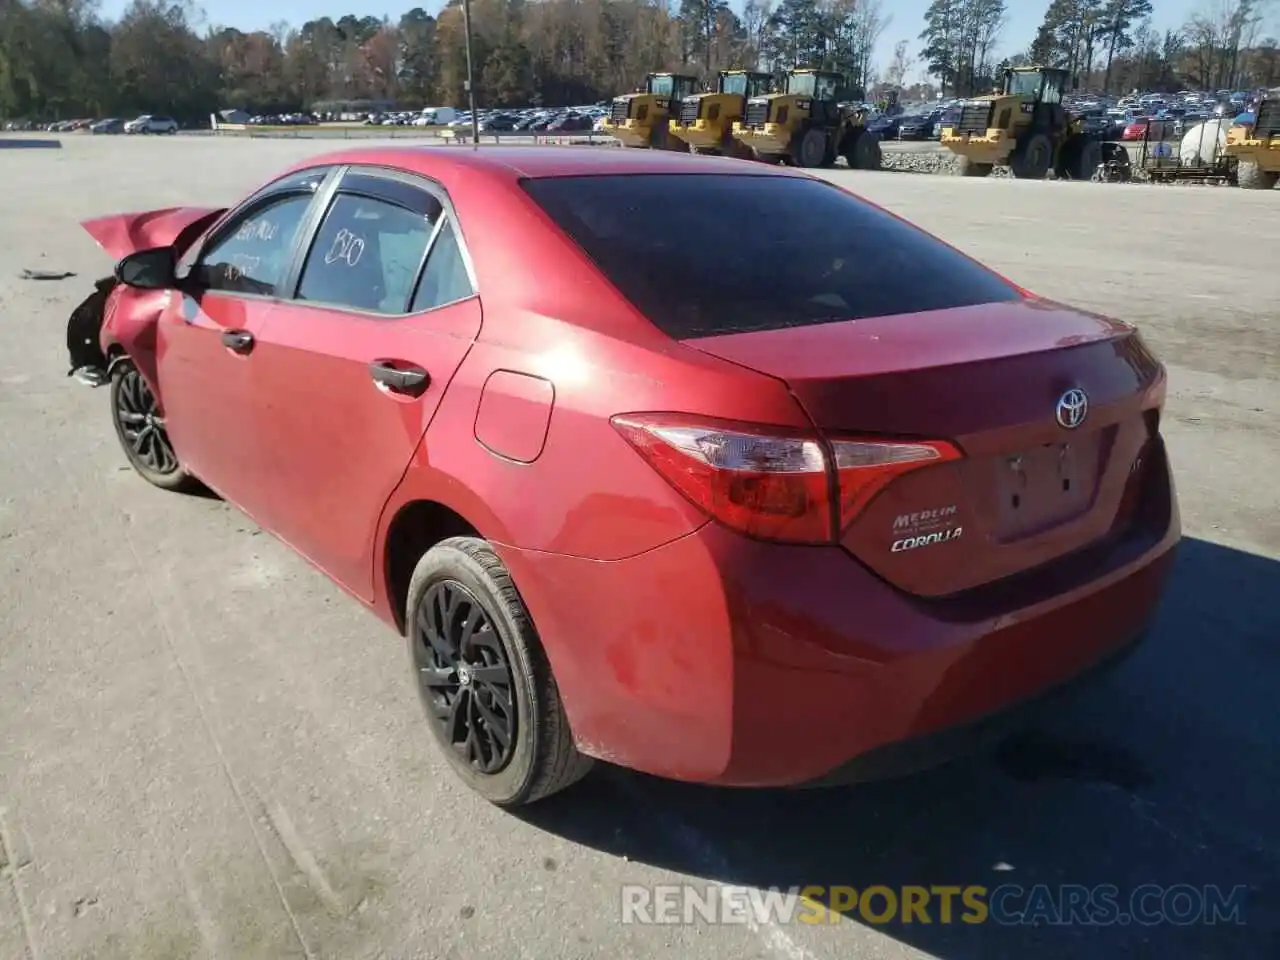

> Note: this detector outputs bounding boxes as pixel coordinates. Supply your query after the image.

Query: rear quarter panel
[377,174,814,562]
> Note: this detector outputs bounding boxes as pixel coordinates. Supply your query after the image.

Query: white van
[416,107,457,126]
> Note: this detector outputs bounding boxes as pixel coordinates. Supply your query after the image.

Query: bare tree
[885,38,912,88]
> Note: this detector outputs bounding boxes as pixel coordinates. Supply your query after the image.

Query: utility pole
[462,0,480,145]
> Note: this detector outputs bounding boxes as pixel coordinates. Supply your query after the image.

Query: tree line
[917,0,1278,97]
[2,0,1278,124]
[1023,0,1278,95]
[0,0,895,122]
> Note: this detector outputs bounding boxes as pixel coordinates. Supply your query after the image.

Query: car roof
[285,145,803,184]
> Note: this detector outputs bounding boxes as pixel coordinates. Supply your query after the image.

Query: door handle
[369,360,429,396]
[221,329,254,354]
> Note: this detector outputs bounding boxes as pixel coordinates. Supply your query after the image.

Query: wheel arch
[381,497,484,635]
[105,342,129,369]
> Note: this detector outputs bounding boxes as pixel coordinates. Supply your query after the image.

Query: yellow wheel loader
[730,68,882,170]
[1224,97,1280,190]
[600,73,700,150]
[668,70,774,156]
[939,66,1122,180]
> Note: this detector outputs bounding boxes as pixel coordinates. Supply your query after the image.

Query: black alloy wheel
[114,364,176,473]
[413,579,517,774]
[110,359,195,491]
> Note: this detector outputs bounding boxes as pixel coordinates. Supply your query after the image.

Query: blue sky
[100,0,1253,81]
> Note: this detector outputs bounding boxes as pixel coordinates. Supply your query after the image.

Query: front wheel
[406,537,593,807]
[792,127,828,168]
[845,131,882,170]
[110,359,196,491]
[1011,133,1053,179]
[1237,160,1280,190]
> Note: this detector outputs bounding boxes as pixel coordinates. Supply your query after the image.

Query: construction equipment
[731,68,882,170]
[939,66,1124,179]
[668,70,774,156]
[1223,97,1280,189]
[601,73,700,150]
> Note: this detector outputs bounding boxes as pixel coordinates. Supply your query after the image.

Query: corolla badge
[1056,388,1089,429]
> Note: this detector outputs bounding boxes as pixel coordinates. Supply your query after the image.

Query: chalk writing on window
[222,253,262,281]
[323,228,366,267]
[235,219,279,243]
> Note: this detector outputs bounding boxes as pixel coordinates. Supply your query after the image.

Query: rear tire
[1011,133,1053,179]
[406,537,593,807]
[1072,139,1104,181]
[793,127,828,168]
[1237,160,1279,190]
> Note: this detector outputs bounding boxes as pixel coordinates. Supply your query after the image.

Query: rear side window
[297,192,438,314]
[521,174,1019,338]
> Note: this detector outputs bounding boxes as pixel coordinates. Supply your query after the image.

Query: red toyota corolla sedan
[66,146,1179,806]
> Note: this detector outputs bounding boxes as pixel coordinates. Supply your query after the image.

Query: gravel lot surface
[0,135,1276,960]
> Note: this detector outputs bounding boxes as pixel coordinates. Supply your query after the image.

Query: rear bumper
[803,623,1149,786]
[497,462,1179,788]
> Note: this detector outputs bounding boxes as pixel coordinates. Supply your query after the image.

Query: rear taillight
[611,413,961,544]
[829,438,961,525]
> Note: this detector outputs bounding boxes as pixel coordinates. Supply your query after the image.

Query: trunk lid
[686,299,1164,597]
[80,206,225,261]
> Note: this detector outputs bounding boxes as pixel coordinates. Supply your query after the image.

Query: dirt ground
[0,135,1276,960]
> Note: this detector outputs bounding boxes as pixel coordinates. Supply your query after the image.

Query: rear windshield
[521,174,1019,339]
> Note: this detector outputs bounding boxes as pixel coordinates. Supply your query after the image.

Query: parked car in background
[90,118,125,134]
[933,104,961,139]
[478,113,520,132]
[124,114,178,134]
[869,106,933,140]
[545,112,592,132]
[1122,117,1177,141]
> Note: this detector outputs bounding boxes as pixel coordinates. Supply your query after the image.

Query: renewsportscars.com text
[620,883,1248,927]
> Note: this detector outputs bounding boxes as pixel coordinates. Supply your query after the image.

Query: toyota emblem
[1056,388,1089,429]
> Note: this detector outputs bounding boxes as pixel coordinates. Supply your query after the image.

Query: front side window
[521,174,1019,339]
[193,193,314,296]
[296,192,438,314]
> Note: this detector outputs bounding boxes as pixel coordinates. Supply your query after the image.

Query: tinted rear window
[521,174,1019,338]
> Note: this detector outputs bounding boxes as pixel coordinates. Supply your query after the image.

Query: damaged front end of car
[67,276,119,385]
[65,205,226,387]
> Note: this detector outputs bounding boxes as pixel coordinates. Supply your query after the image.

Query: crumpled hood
[80,206,225,260]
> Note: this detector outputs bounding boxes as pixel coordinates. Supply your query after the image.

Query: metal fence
[1133,118,1237,184]
[210,122,620,147]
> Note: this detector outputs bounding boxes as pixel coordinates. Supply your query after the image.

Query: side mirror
[114,246,177,290]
